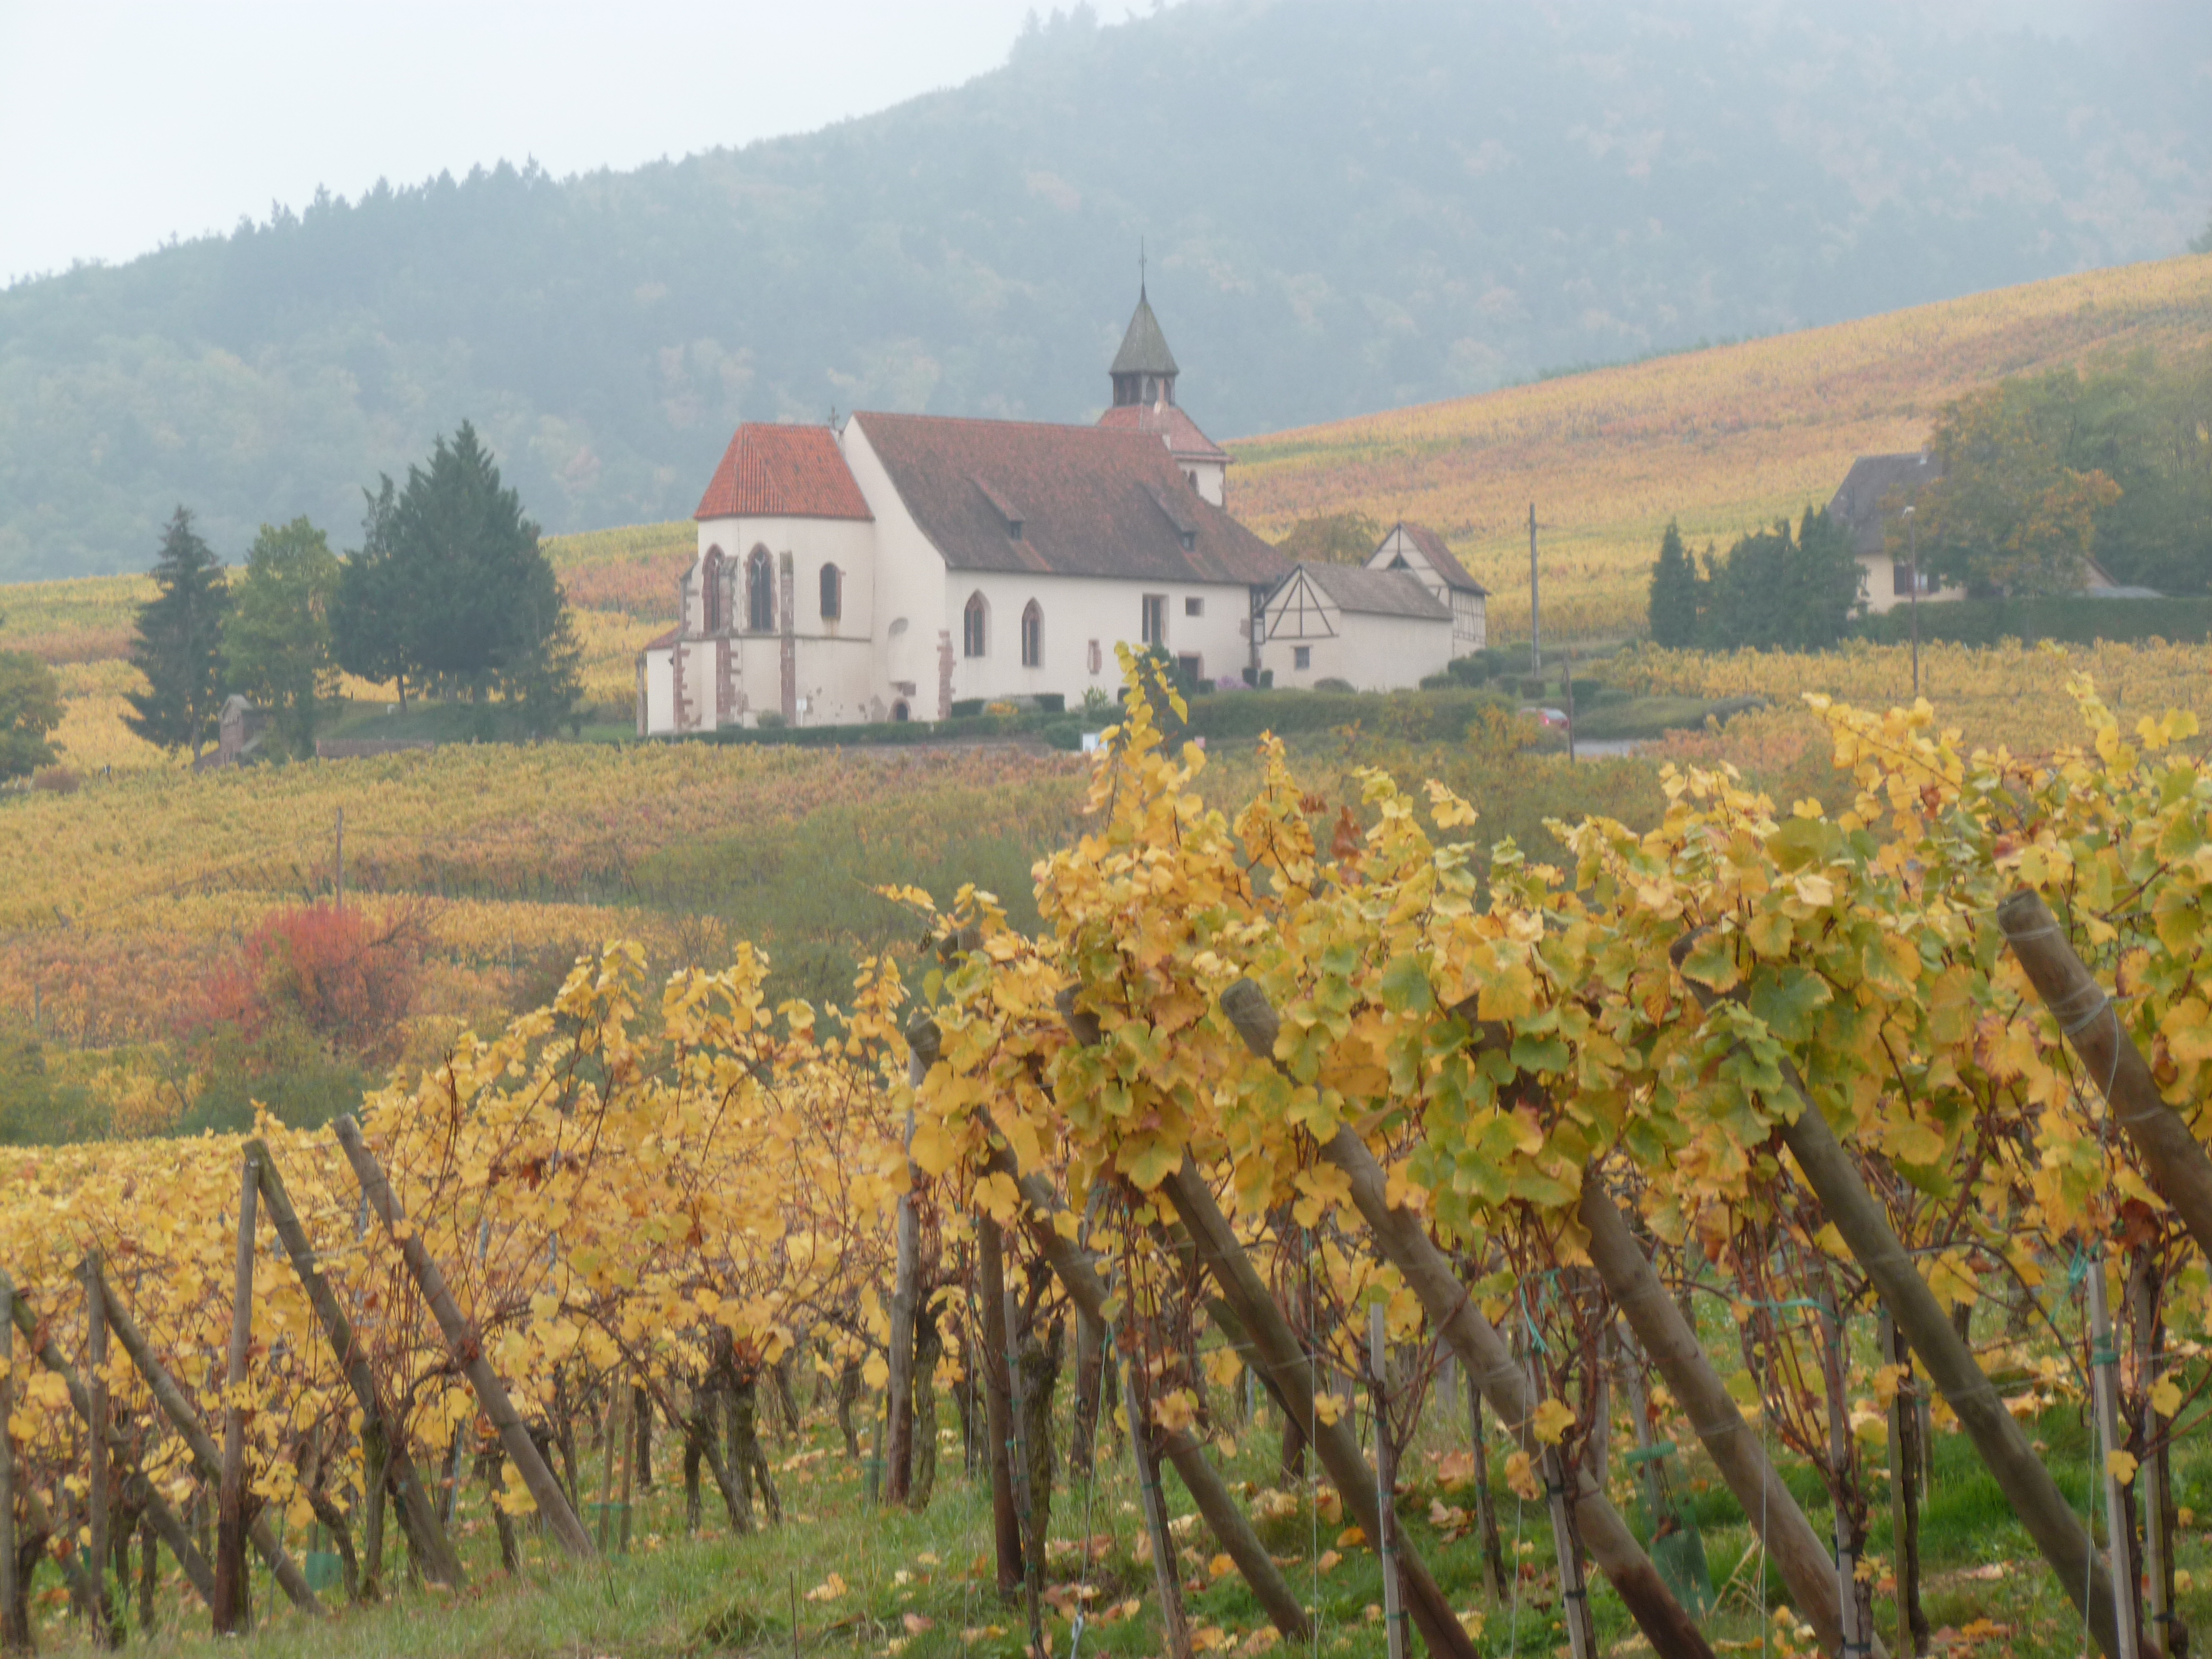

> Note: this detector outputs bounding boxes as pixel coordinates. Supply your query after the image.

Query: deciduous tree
[226,517,339,758]
[123,507,231,756]
[0,649,63,781]
[1912,372,2121,597]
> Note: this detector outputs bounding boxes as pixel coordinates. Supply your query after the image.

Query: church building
[635,291,1459,733]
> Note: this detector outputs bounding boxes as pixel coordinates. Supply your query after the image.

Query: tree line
[1645,346,2212,647]
[123,422,580,763]
[1644,507,1860,651]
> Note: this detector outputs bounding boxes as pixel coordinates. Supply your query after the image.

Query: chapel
[635,291,1461,734]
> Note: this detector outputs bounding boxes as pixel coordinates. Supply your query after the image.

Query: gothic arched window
[746,547,775,633]
[963,592,988,658]
[1020,600,1043,668]
[700,546,726,633]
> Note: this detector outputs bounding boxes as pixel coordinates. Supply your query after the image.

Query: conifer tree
[334,424,576,724]
[1646,518,1704,646]
[124,507,231,755]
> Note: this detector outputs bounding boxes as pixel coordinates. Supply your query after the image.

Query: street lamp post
[1904,505,1920,700]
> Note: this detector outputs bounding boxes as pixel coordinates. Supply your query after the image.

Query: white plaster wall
[695,515,880,640]
[942,569,1259,706]
[1455,593,1487,651]
[639,648,677,735]
[1261,608,1452,691]
[1855,552,1966,615]
[842,417,953,716]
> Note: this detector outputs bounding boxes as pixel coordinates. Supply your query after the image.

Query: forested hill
[4,1,2209,582]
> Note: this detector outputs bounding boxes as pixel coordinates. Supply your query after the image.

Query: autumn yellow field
[1228,254,2212,640]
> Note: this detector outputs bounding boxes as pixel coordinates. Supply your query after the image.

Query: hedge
[1849,595,2212,647]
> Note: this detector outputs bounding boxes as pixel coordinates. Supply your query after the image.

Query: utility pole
[1528,502,1541,674]
[1904,505,1921,700]
[334,807,345,909]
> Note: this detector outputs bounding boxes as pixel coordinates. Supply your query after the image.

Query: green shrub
[1312,676,1355,693]
[1041,719,1082,751]
[1034,693,1066,714]
[755,710,787,730]
[1850,595,2212,647]
[950,698,987,718]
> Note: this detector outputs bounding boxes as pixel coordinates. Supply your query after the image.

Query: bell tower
[1109,281,1181,408]
[1097,271,1230,506]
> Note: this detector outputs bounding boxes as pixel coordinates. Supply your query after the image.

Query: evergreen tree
[124,507,231,755]
[333,478,414,707]
[1701,508,1862,650]
[334,424,575,724]
[225,517,340,757]
[1646,518,1704,646]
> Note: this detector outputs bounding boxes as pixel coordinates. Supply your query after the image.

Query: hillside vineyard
[6,670,2212,1659]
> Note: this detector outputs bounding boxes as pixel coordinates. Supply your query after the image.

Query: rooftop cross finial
[1139,238,1146,300]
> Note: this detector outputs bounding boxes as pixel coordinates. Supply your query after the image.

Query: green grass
[19,1368,2201,1659]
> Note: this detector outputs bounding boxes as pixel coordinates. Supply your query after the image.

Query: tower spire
[1109,262,1178,409]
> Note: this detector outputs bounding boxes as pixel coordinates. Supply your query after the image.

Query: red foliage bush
[197,902,425,1060]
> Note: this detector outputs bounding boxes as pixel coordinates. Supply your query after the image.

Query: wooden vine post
[1117,1333,1194,1659]
[2131,1260,2180,1656]
[90,1266,319,1615]
[1878,1311,1926,1658]
[1002,1285,1047,1659]
[1676,939,2134,1659]
[214,1154,258,1634]
[1156,1153,1479,1659]
[1814,1286,1867,1659]
[963,1118,1307,1641]
[83,1257,113,1646]
[1369,1301,1409,1659]
[331,1116,597,1562]
[1218,981,1714,1659]
[244,1137,464,1588]
[885,1025,929,1505]
[975,1213,1024,1597]
[4,1275,216,1609]
[2086,1262,2142,1659]
[0,1273,20,1658]
[1998,891,2212,1265]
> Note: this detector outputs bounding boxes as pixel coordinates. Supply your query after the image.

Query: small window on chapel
[820,564,842,621]
[1184,597,1203,618]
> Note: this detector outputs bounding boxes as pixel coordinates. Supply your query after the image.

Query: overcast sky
[0,0,1099,286]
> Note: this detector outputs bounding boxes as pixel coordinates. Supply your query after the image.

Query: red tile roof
[1095,399,1230,463]
[694,423,874,522]
[1392,522,1489,595]
[854,413,1286,585]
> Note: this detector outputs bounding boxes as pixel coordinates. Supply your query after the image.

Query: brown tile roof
[695,423,874,521]
[853,412,1287,585]
[642,624,681,650]
[1392,522,1488,595]
[1296,562,1453,621]
[1095,400,1231,464]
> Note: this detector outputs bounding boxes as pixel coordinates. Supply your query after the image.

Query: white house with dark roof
[1829,450,2150,612]
[1368,522,1487,652]
[1257,562,1455,690]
